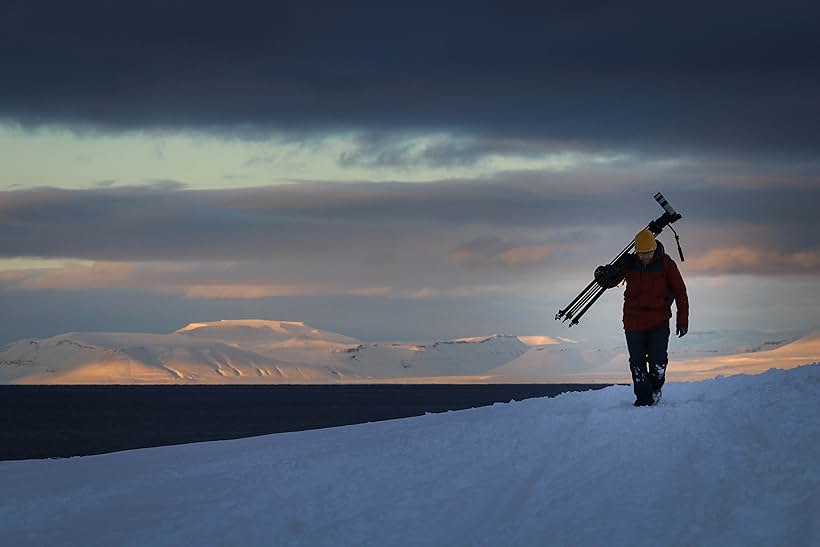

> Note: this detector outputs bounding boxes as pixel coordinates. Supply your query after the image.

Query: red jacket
[615,242,689,332]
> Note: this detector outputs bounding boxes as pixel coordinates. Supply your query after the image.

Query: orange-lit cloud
[183,284,394,299]
[496,244,560,266]
[183,285,306,299]
[13,261,139,290]
[1,262,342,298]
[2,260,510,300]
[449,237,560,269]
[686,247,820,275]
[346,287,394,297]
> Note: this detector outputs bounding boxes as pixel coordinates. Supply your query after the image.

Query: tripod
[555,192,684,328]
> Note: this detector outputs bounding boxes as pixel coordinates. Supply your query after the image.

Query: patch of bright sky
[0,258,93,272]
[0,124,629,190]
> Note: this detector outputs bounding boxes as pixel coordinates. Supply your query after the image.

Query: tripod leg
[562,281,601,323]
[556,279,597,321]
[569,284,607,326]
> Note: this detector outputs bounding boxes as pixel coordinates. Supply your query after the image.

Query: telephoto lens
[654,192,680,219]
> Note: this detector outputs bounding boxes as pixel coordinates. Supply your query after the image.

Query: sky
[1,0,819,345]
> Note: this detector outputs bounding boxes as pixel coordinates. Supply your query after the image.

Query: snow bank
[1,364,818,546]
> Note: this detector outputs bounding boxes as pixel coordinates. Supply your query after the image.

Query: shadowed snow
[0,364,818,546]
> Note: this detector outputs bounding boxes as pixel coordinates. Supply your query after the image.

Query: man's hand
[594,264,621,288]
[676,325,688,338]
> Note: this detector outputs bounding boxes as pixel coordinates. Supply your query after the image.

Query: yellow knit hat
[634,229,657,253]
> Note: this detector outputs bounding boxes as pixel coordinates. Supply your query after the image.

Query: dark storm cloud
[2,1,819,157]
[1,177,819,269]
[0,185,353,260]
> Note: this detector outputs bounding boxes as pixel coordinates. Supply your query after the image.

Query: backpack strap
[663,254,675,306]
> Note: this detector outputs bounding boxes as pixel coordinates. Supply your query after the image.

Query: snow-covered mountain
[0,322,344,384]
[0,319,816,384]
[2,364,818,546]
[0,320,531,384]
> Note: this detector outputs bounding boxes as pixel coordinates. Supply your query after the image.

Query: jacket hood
[652,240,665,261]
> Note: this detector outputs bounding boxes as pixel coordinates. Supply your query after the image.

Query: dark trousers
[625,325,670,403]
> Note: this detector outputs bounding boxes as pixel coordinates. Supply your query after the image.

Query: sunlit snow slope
[0,319,816,384]
[1,364,818,546]
[0,320,530,383]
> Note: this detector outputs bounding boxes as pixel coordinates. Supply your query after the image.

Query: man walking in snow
[596,229,689,406]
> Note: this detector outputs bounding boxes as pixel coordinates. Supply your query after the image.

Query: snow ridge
[1,364,818,546]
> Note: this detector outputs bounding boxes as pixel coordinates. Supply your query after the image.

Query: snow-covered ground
[1,319,817,384]
[1,364,818,546]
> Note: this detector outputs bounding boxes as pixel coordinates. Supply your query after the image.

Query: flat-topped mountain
[0,320,815,384]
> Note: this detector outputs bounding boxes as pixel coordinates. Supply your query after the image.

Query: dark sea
[0,384,610,461]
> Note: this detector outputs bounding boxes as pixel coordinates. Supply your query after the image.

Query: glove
[594,265,620,288]
[676,325,688,338]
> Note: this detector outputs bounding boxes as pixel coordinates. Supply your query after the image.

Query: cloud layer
[2,174,819,300]
[2,2,819,343]
[2,1,819,159]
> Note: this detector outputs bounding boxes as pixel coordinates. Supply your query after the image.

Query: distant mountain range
[1,320,817,384]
